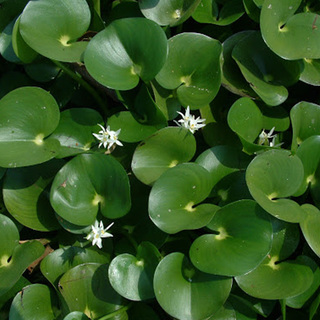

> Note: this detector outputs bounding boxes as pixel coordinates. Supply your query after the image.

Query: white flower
[258,127,276,146]
[175,106,206,134]
[86,220,114,249]
[92,124,123,150]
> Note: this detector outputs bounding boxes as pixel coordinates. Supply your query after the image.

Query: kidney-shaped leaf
[132,127,196,185]
[84,18,168,90]
[156,33,222,108]
[140,0,200,26]
[50,153,131,226]
[20,0,91,62]
[154,252,232,320]
[0,87,60,168]
[108,242,162,301]
[149,163,217,234]
[59,263,126,319]
[189,200,273,276]
[246,149,305,223]
[9,284,58,320]
[261,0,320,60]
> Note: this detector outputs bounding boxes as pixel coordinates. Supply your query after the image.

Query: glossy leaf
[246,149,305,222]
[140,0,201,26]
[154,252,232,320]
[189,200,273,276]
[51,153,131,226]
[20,0,91,62]
[300,58,320,86]
[156,33,222,108]
[63,312,90,320]
[41,246,110,288]
[84,18,167,90]
[149,163,217,234]
[132,127,196,185]
[108,242,162,301]
[0,87,60,168]
[9,284,58,320]
[260,0,320,60]
[58,263,126,319]
[50,108,103,158]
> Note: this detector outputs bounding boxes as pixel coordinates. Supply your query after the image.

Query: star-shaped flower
[86,220,114,249]
[175,106,206,134]
[107,128,123,149]
[258,127,276,146]
[92,124,123,150]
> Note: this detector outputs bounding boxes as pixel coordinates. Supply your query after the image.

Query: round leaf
[155,33,222,108]
[235,256,313,300]
[261,0,320,60]
[149,163,217,234]
[189,200,273,276]
[50,108,103,158]
[108,242,162,301]
[63,312,90,320]
[20,0,91,62]
[154,252,232,320]
[50,153,131,226]
[84,18,168,90]
[3,160,64,231]
[9,284,58,320]
[0,87,60,168]
[132,127,196,185]
[140,0,201,26]
[58,263,126,319]
[300,58,320,86]
[246,149,305,222]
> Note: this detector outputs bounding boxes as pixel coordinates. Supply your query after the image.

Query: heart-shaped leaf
[108,242,162,301]
[132,127,196,185]
[189,200,273,276]
[9,284,58,320]
[156,33,222,108]
[149,163,217,234]
[154,252,232,320]
[139,0,201,26]
[0,87,60,168]
[50,153,131,226]
[50,108,103,158]
[3,160,63,231]
[20,0,91,62]
[84,18,167,90]
[41,246,110,288]
[246,149,305,222]
[260,0,320,60]
[58,263,126,319]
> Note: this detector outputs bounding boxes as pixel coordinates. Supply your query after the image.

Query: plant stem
[97,303,133,320]
[93,0,101,17]
[51,59,109,117]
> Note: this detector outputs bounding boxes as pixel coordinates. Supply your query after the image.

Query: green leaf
[3,160,64,231]
[246,149,305,222]
[84,18,168,90]
[260,0,320,60]
[50,108,103,158]
[290,101,320,152]
[20,0,91,62]
[50,153,131,226]
[0,87,60,168]
[189,200,273,276]
[154,252,232,320]
[232,31,302,106]
[149,163,217,234]
[9,284,58,320]
[108,242,162,301]
[0,18,20,63]
[300,58,320,86]
[139,0,201,26]
[58,263,126,319]
[41,246,110,288]
[192,0,244,26]
[132,127,196,185]
[156,33,222,108]
[63,312,90,320]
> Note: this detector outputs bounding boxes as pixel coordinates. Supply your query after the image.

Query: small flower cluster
[174,106,206,134]
[92,124,123,149]
[258,127,282,147]
[86,220,114,249]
